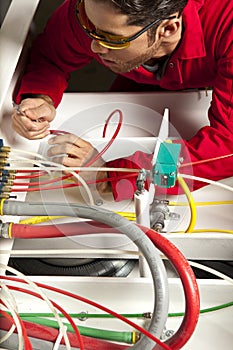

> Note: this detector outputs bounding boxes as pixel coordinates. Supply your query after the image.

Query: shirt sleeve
[14,0,93,107]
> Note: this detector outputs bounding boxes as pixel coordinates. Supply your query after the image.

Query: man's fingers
[17,97,56,123]
[47,142,92,159]
[51,155,83,167]
[48,133,89,147]
[12,114,50,140]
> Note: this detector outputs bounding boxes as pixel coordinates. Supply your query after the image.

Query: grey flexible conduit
[3,199,169,350]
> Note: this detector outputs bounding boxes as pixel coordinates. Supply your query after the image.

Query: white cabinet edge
[0,0,40,111]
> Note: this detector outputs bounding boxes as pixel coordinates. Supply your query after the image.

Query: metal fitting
[0,221,10,239]
[136,168,149,194]
[0,146,11,152]
[0,193,10,199]
[143,312,152,319]
[150,198,180,232]
[77,311,88,321]
[0,152,10,158]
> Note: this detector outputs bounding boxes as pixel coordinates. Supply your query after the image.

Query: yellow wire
[171,229,233,234]
[19,216,66,225]
[0,198,6,216]
[177,176,197,233]
[169,200,233,206]
[192,228,233,234]
[8,222,13,239]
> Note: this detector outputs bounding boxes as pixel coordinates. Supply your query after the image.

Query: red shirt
[16,0,233,200]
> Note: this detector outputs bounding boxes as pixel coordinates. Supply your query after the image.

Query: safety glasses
[76,0,176,50]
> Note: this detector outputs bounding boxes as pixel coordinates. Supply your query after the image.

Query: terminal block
[152,142,181,188]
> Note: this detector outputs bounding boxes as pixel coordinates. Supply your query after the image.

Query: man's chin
[110,66,135,74]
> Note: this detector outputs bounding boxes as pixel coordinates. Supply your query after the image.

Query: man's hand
[47,133,112,194]
[12,96,56,140]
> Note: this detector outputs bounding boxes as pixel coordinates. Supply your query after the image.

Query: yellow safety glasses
[76,0,176,50]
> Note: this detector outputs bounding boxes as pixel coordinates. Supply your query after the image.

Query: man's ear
[158,17,181,39]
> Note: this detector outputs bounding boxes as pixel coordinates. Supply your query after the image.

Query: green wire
[20,316,134,344]
[18,312,144,318]
[17,301,233,319]
[168,301,233,317]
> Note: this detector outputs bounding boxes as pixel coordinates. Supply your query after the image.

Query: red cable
[11,172,137,192]
[82,108,123,167]
[13,173,72,187]
[1,276,171,350]
[102,108,123,138]
[15,171,47,179]
[3,221,200,349]
[50,130,71,135]
[1,284,85,350]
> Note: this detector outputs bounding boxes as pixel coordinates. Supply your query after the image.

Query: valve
[150,199,180,232]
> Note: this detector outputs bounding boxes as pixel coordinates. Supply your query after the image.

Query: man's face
[83,0,167,73]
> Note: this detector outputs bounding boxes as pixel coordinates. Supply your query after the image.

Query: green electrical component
[152,142,181,188]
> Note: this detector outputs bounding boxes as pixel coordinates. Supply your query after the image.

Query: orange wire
[180,153,233,168]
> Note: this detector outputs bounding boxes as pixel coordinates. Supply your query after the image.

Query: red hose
[0,317,127,350]
[11,221,116,238]
[10,221,200,349]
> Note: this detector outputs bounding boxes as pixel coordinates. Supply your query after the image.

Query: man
[12,0,233,201]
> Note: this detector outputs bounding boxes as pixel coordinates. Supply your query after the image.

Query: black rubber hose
[8,257,137,277]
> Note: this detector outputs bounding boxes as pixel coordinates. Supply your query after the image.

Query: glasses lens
[96,40,130,50]
[77,0,130,49]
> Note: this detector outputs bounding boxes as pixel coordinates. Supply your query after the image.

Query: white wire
[0,286,23,350]
[0,264,71,350]
[8,156,52,178]
[53,325,67,350]
[69,170,94,205]
[9,156,52,171]
[180,173,233,193]
[188,261,233,285]
[7,166,139,173]
[11,148,49,161]
[0,284,17,345]
[1,284,18,315]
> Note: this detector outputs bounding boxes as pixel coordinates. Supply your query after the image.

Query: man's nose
[91,40,110,54]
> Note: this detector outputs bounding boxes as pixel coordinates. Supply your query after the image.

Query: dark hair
[106,0,188,26]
